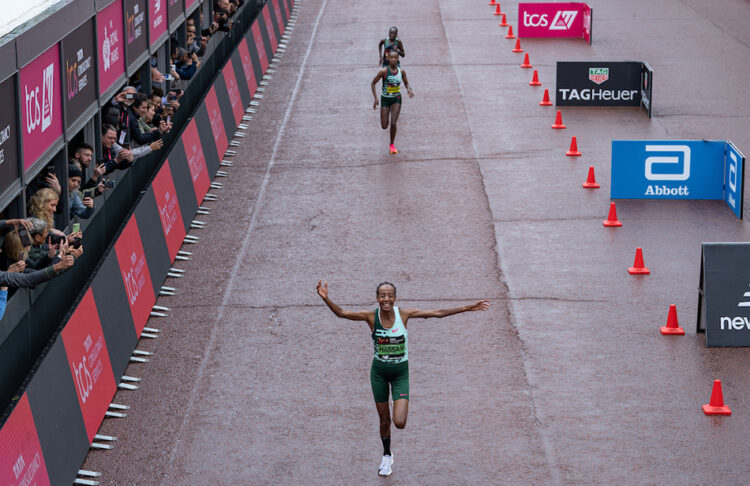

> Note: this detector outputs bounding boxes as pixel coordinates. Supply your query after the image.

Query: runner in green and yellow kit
[378,26,405,67]
[371,50,414,155]
[316,280,490,477]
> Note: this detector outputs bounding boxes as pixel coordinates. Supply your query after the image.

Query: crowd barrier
[0,1,293,483]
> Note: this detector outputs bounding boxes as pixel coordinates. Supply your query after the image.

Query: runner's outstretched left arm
[402,300,490,321]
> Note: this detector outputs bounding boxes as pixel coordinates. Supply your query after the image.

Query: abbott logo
[645,145,691,181]
[549,10,578,30]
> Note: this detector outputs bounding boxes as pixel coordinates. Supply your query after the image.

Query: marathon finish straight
[556,61,653,117]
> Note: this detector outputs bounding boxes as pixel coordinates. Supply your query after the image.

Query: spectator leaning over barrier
[25,217,60,271]
[100,124,163,174]
[28,188,59,232]
[0,219,31,271]
[111,87,171,147]
[70,142,106,194]
[67,164,94,220]
[0,218,78,319]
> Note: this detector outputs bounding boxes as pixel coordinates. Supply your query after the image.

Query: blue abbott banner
[611,140,744,218]
[724,141,745,219]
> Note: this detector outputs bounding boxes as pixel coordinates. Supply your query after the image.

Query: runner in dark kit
[316,280,490,477]
[371,50,414,155]
[378,26,404,67]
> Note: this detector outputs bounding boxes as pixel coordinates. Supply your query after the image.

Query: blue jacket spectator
[68,164,95,220]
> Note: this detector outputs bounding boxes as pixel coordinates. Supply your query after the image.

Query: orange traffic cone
[493,4,502,15]
[529,70,541,86]
[512,38,522,52]
[602,202,622,227]
[660,304,685,335]
[505,25,515,39]
[499,13,508,27]
[539,89,553,106]
[628,247,650,275]
[566,136,581,156]
[582,166,600,188]
[702,380,731,416]
[551,110,565,128]
[521,53,532,68]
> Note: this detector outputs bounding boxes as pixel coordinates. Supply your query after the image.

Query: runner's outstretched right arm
[317,280,373,322]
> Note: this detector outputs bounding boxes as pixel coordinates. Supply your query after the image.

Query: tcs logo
[523,11,577,30]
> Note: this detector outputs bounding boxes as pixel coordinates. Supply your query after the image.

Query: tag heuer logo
[589,68,609,85]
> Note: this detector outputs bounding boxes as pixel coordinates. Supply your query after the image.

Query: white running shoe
[378,454,393,476]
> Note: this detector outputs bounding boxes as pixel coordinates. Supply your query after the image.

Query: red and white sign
[19,43,63,171]
[262,6,278,52]
[61,290,117,443]
[97,0,126,95]
[114,217,155,336]
[181,119,211,204]
[152,161,186,260]
[149,0,167,45]
[518,3,592,43]
[0,394,51,486]
[237,41,257,97]
[204,87,228,161]
[251,21,268,73]
[222,62,244,126]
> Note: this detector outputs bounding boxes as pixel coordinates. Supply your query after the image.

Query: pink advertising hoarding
[0,395,51,486]
[149,0,167,45]
[97,0,126,95]
[518,3,592,43]
[19,43,63,171]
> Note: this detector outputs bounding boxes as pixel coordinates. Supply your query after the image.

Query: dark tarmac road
[83,0,750,484]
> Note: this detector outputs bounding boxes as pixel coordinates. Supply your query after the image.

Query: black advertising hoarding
[91,254,138,379]
[698,243,750,346]
[62,19,97,129]
[556,61,652,116]
[0,75,19,194]
[640,61,653,118]
[125,0,149,70]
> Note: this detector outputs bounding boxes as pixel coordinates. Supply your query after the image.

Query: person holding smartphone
[67,164,95,220]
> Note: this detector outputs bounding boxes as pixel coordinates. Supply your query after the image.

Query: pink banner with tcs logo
[0,395,50,486]
[19,43,63,171]
[114,216,156,336]
[518,3,592,43]
[61,290,117,443]
[152,161,186,260]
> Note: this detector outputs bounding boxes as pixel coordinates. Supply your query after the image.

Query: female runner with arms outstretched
[316,280,489,476]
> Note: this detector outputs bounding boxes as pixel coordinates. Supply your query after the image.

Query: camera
[83,189,95,199]
[125,93,135,100]
[49,232,65,245]
[18,228,32,246]
[103,179,115,189]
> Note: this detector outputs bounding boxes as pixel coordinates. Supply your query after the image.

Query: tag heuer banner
[556,61,653,117]
[698,243,750,346]
[611,140,745,219]
[518,3,592,43]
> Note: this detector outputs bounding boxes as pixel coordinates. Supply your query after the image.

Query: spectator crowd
[1,0,246,320]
